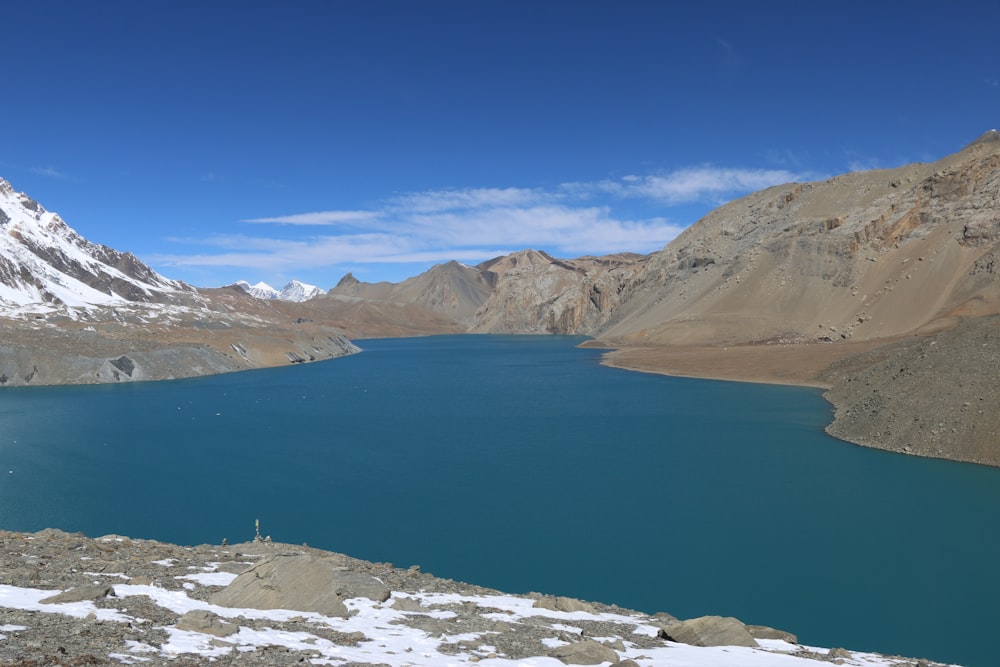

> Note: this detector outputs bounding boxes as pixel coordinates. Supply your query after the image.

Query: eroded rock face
[470,250,647,335]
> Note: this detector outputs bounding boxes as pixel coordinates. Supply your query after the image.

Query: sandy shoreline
[585,339,891,389]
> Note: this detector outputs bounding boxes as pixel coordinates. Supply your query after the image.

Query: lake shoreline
[588,333,1000,469]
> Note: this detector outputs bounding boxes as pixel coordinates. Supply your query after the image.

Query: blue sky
[3,1,998,288]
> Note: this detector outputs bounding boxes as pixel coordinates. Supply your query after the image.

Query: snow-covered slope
[278,279,324,301]
[233,279,325,302]
[0,177,188,313]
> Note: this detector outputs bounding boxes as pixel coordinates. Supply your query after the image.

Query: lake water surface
[1,335,995,666]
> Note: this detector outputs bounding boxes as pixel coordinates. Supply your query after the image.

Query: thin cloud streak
[566,166,811,204]
[30,166,73,180]
[244,211,383,225]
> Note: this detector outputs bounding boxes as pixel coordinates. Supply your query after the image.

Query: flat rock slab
[176,609,239,637]
[747,624,798,643]
[548,639,620,665]
[39,584,114,604]
[533,595,597,613]
[210,553,390,617]
[660,615,758,648]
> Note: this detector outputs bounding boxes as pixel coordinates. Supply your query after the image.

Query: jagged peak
[336,272,360,287]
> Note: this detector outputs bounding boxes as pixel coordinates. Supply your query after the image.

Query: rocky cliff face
[470,250,647,334]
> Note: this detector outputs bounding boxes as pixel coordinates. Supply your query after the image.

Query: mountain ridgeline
[0,131,997,465]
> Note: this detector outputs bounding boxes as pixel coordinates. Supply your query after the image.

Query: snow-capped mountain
[0,177,188,313]
[277,279,324,301]
[233,280,280,300]
[233,279,325,302]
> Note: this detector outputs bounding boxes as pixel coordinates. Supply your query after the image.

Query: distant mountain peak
[335,272,360,288]
[231,278,324,302]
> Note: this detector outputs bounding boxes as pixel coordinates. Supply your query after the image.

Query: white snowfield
[0,178,185,315]
[0,564,949,667]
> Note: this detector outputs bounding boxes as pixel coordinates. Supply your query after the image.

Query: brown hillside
[598,132,1000,346]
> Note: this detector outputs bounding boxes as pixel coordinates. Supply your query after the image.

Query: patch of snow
[0,580,956,667]
[177,571,239,587]
[0,584,131,621]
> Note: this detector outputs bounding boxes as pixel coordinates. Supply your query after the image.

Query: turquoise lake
[0,334,995,666]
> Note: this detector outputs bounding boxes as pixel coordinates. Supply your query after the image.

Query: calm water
[0,335,995,666]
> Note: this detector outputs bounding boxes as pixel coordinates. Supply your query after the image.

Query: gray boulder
[548,639,620,665]
[659,615,758,647]
[533,595,597,613]
[390,596,425,612]
[176,610,239,637]
[40,584,114,604]
[747,624,798,643]
[210,553,390,618]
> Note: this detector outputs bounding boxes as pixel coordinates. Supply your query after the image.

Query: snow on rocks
[0,529,956,666]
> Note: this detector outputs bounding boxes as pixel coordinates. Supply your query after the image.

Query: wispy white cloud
[564,166,809,204]
[244,211,383,225]
[715,37,743,68]
[388,187,551,213]
[30,166,73,180]
[160,163,810,279]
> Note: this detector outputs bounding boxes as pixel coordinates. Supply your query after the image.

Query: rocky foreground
[0,529,952,667]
